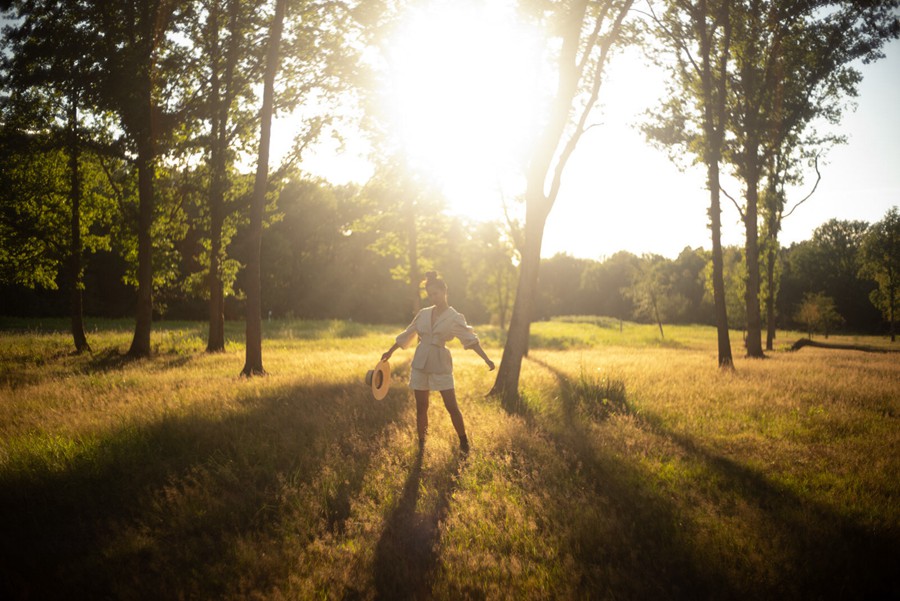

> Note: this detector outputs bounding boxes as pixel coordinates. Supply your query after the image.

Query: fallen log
[789,338,899,353]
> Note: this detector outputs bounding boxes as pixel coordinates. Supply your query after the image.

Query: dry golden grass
[0,318,897,599]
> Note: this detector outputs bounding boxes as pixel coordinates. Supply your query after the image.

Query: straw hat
[365,359,391,400]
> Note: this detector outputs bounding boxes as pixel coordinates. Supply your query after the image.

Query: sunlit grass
[1,318,897,599]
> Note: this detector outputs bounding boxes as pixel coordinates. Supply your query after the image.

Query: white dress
[394,306,479,391]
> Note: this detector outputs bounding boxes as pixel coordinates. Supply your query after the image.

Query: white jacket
[395,306,479,375]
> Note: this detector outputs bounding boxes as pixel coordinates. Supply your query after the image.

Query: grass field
[1,317,898,600]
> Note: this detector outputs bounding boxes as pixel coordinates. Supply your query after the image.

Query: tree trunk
[127,89,155,359]
[206,1,226,353]
[241,0,286,376]
[207,126,227,353]
[765,243,777,350]
[490,205,547,410]
[699,0,733,369]
[489,0,594,409]
[207,0,241,352]
[487,0,634,406]
[67,95,90,354]
[890,281,896,342]
[651,292,664,338]
[708,171,733,368]
[743,167,765,357]
[207,222,225,351]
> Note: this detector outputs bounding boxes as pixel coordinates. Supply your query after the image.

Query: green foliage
[703,246,747,330]
[464,221,518,328]
[795,291,843,339]
[625,254,693,337]
[782,219,880,331]
[858,206,900,334]
[0,141,118,290]
[580,251,640,322]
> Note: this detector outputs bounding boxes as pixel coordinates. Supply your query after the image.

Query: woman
[382,271,495,453]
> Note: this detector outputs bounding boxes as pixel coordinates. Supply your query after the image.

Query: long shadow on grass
[371,449,461,600]
[525,356,734,599]
[526,356,900,600]
[644,419,900,600]
[0,380,407,600]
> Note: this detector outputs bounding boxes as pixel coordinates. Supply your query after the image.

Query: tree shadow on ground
[523,356,900,600]
[370,449,462,600]
[81,345,198,373]
[0,380,407,600]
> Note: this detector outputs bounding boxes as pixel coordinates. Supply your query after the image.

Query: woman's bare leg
[414,389,429,445]
[440,388,468,449]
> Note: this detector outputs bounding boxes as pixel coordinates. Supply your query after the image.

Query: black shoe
[459,437,470,455]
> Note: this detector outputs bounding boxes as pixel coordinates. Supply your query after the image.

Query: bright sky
[292,2,900,261]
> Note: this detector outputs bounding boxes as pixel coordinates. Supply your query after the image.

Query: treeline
[0,171,518,328]
[1,0,898,364]
[2,167,895,339]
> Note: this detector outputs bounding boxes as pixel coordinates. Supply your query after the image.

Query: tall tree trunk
[489,0,592,409]
[708,168,733,368]
[206,1,226,353]
[67,94,90,354]
[241,0,286,376]
[207,212,225,351]
[700,0,733,369]
[127,86,155,358]
[207,0,241,352]
[490,204,548,410]
[488,0,633,407]
[744,165,765,357]
[765,242,777,350]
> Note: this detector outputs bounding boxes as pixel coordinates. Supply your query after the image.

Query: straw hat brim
[366,359,391,400]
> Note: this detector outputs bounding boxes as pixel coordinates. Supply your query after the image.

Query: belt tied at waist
[422,334,445,347]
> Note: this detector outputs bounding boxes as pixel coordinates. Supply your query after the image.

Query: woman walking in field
[382,271,495,453]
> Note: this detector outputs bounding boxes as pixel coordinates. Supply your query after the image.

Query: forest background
[0,0,897,349]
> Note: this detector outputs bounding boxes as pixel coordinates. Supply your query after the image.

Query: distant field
[1,318,898,599]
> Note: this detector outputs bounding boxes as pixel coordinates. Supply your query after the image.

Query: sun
[381,0,544,222]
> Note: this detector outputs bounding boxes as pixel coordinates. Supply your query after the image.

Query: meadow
[1,317,898,600]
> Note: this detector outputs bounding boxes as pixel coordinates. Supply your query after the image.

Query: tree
[181,0,263,352]
[536,254,595,319]
[859,206,900,341]
[239,0,362,374]
[671,246,712,324]
[490,0,637,409]
[626,254,688,338]
[582,251,639,328]
[355,162,449,320]
[724,0,899,358]
[113,3,181,357]
[0,0,122,352]
[795,291,843,339]
[644,0,734,368]
[65,0,190,358]
[0,140,117,337]
[241,0,286,377]
[800,219,876,330]
[465,221,518,329]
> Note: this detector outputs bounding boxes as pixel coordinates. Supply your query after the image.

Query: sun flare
[382,0,543,221]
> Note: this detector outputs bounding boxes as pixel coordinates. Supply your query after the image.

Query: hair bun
[421,271,447,292]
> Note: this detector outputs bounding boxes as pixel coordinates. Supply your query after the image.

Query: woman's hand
[381,343,399,363]
[486,359,495,371]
